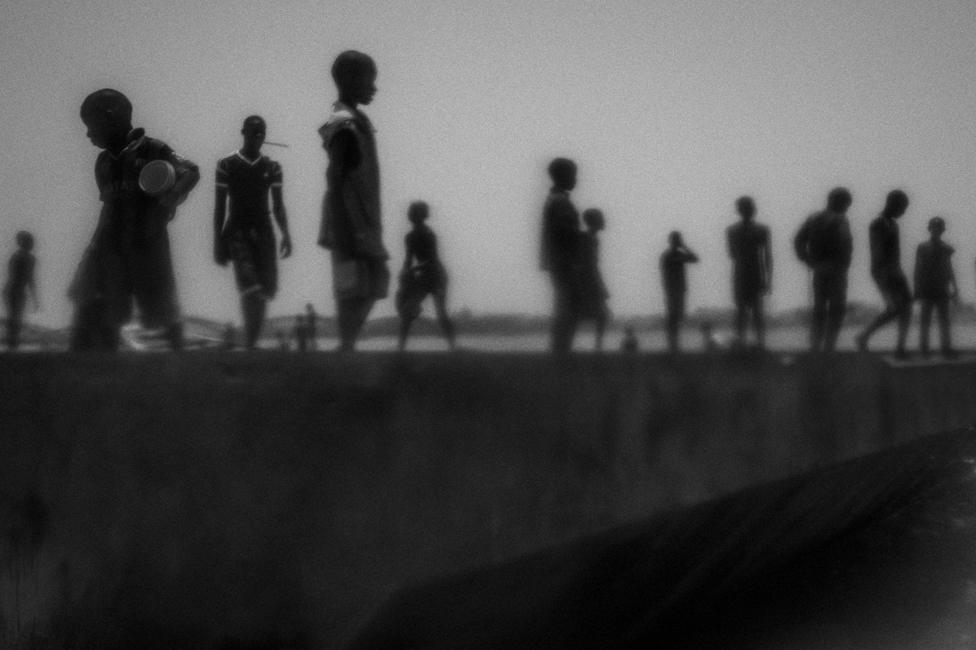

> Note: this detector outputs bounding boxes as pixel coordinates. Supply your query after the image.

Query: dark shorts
[734,281,763,305]
[872,270,911,311]
[396,263,446,319]
[812,271,847,304]
[331,252,390,301]
[228,227,277,299]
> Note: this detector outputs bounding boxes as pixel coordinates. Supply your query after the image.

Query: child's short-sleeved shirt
[216,152,282,229]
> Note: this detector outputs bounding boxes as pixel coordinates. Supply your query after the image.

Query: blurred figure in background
[659,230,698,353]
[4,230,39,350]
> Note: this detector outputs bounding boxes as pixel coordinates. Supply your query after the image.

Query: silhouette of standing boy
[396,201,456,351]
[294,314,308,352]
[4,231,38,350]
[305,303,318,350]
[726,196,772,349]
[71,89,198,351]
[660,230,699,353]
[214,115,292,350]
[540,158,582,353]
[914,216,958,358]
[856,190,912,357]
[578,208,610,351]
[318,51,389,351]
[794,187,853,352]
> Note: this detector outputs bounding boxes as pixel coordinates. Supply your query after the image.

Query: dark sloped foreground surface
[351,428,976,649]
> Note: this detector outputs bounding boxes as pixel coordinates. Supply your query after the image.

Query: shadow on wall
[350,428,976,648]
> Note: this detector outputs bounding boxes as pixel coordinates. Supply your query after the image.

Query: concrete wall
[1,352,975,647]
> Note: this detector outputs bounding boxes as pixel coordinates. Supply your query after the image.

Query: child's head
[883,189,909,219]
[928,216,946,238]
[827,187,852,213]
[547,157,577,190]
[408,201,429,225]
[16,230,34,251]
[668,230,683,248]
[15,231,34,252]
[241,115,266,150]
[735,196,755,220]
[582,208,605,232]
[332,51,377,106]
[80,89,132,149]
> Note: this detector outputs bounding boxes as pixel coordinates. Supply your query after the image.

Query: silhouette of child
[914,216,958,358]
[4,231,38,350]
[214,115,292,350]
[726,196,772,349]
[539,157,582,353]
[856,190,912,358]
[294,315,308,352]
[305,303,318,350]
[396,201,455,351]
[578,208,610,351]
[318,51,389,351]
[660,231,698,353]
[794,187,853,352]
[70,89,199,350]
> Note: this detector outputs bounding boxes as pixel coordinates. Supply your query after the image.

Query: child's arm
[681,246,699,263]
[793,220,810,264]
[762,227,773,294]
[913,245,924,298]
[948,251,959,304]
[270,177,292,258]
[213,176,229,265]
[160,152,200,209]
[402,233,415,275]
[28,256,39,311]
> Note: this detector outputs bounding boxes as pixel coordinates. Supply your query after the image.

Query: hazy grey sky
[3,0,976,327]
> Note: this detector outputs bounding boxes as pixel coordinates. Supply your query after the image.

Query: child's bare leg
[398,315,413,351]
[754,297,766,350]
[594,310,607,352]
[919,300,932,354]
[433,292,455,349]
[936,298,952,353]
[338,297,374,351]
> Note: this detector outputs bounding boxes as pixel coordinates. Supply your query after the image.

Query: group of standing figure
[36,50,454,353]
[649,186,959,357]
[0,50,965,357]
[793,186,958,358]
[539,158,611,353]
